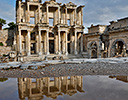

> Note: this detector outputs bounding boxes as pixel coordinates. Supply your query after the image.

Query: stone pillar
[46,5,49,24]
[74,30,78,54]
[19,29,22,54]
[27,31,31,56]
[46,30,50,55]
[19,0,21,23]
[81,8,83,25]
[58,30,61,55]
[27,3,30,23]
[65,7,67,24]
[58,7,60,24]
[74,8,77,25]
[81,33,83,53]
[38,5,40,23]
[39,30,42,56]
[65,31,68,55]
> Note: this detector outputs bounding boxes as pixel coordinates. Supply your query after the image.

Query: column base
[65,52,68,56]
[38,52,42,56]
[27,53,31,56]
[74,51,78,55]
[58,52,61,55]
[46,52,50,55]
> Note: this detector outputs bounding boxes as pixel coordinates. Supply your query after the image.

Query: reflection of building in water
[109,76,128,83]
[18,76,84,100]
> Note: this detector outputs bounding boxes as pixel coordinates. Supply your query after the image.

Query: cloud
[0,0,127,31]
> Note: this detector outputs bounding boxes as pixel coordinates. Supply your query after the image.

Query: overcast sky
[0,0,128,32]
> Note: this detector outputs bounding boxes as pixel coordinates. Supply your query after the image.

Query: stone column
[46,30,50,55]
[38,5,40,23]
[19,0,21,23]
[65,7,67,24]
[58,7,60,24]
[58,30,61,55]
[65,31,68,55]
[19,29,22,54]
[74,8,77,25]
[27,31,31,56]
[46,5,49,24]
[81,8,83,25]
[39,30,42,56]
[74,30,78,54]
[81,33,83,53]
[27,3,30,23]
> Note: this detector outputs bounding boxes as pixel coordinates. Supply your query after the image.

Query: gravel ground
[0,62,128,78]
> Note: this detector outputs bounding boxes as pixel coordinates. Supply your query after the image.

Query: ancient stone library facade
[16,0,84,60]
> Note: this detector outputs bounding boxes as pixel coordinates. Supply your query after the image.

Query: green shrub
[0,42,4,46]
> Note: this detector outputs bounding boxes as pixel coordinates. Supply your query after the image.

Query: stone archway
[91,49,97,58]
[110,39,127,57]
[88,42,98,58]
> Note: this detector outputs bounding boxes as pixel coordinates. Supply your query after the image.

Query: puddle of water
[0,76,128,100]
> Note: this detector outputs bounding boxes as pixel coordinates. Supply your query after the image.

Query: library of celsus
[16,0,84,60]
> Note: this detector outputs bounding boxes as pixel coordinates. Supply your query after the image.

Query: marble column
[19,1,21,23]
[19,30,22,54]
[74,30,78,54]
[27,3,30,23]
[81,8,83,25]
[27,31,31,56]
[65,7,67,24]
[74,8,77,25]
[39,30,42,56]
[58,30,61,55]
[65,31,68,55]
[46,30,50,55]
[58,7,60,24]
[46,5,49,24]
[80,33,83,53]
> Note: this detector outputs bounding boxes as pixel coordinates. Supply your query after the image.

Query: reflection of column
[39,30,42,56]
[58,30,61,55]
[65,7,67,24]
[46,5,49,24]
[74,30,78,54]
[46,30,49,55]
[65,31,68,55]
[19,29,22,54]
[27,31,31,56]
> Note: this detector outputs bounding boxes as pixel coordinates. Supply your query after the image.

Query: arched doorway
[111,39,126,57]
[91,49,97,58]
[88,42,98,58]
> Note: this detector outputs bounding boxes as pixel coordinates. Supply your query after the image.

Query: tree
[0,18,6,30]
[8,22,16,30]
[0,18,6,26]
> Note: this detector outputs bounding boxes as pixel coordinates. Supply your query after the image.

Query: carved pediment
[66,2,77,7]
[45,0,61,5]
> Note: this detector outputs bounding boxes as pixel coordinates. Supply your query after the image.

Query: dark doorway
[68,43,71,54]
[31,43,36,54]
[49,40,54,54]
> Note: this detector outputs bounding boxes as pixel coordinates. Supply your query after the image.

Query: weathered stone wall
[0,29,16,55]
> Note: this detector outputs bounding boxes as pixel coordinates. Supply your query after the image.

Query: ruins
[0,0,128,62]
[16,0,84,60]
[84,17,128,58]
